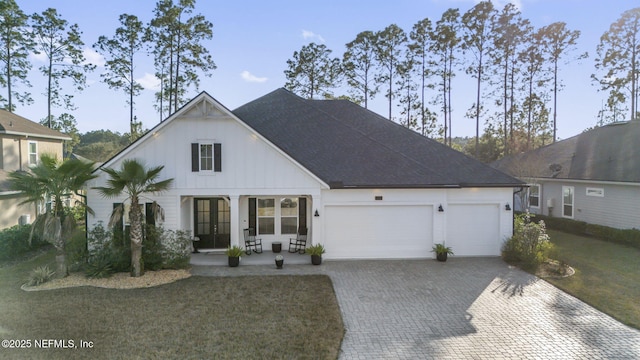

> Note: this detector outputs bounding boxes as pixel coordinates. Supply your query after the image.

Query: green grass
[546,229,640,329]
[0,250,344,359]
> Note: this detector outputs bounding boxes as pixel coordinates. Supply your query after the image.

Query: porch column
[310,193,322,246]
[229,195,240,247]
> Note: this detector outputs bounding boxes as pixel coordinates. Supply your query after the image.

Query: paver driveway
[191,256,640,359]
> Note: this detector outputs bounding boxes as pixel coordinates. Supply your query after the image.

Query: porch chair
[288,227,308,254]
[243,228,263,255]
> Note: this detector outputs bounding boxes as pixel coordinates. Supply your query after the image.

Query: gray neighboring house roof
[0,110,71,141]
[492,120,640,183]
[233,88,522,188]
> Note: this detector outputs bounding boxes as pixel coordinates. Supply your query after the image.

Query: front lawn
[0,250,344,359]
[546,229,640,329]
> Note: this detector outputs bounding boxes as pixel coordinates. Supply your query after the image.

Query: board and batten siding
[87,96,325,233]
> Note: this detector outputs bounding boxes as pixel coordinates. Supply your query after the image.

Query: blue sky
[13,0,638,140]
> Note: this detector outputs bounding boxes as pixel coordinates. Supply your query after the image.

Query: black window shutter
[248,197,256,232]
[214,143,222,172]
[191,143,199,172]
[113,203,124,246]
[145,202,156,226]
[298,197,307,230]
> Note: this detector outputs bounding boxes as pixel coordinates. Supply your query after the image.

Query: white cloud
[137,73,161,91]
[29,52,47,63]
[302,30,325,43]
[240,70,268,83]
[82,48,105,67]
[486,0,523,10]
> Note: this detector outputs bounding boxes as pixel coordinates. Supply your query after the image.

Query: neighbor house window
[562,186,574,218]
[258,198,275,234]
[529,184,540,208]
[28,141,38,166]
[586,187,604,197]
[280,198,298,234]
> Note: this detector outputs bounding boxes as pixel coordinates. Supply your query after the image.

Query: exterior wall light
[505,203,511,211]
[438,205,444,212]
[314,209,320,217]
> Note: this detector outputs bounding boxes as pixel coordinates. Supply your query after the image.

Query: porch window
[562,186,574,218]
[258,199,275,234]
[28,141,38,166]
[280,198,298,234]
[529,184,540,208]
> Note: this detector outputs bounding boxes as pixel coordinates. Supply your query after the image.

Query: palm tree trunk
[129,202,144,277]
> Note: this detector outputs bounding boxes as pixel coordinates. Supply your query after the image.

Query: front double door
[194,198,230,249]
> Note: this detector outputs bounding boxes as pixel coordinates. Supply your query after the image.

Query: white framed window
[258,198,275,235]
[280,198,298,234]
[528,184,540,208]
[199,144,213,171]
[562,186,574,218]
[586,187,604,197]
[28,141,38,166]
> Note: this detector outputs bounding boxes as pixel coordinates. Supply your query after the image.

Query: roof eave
[0,130,72,141]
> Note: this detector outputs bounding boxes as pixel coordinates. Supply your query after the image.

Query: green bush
[0,224,45,260]
[528,213,640,249]
[502,212,554,270]
[25,266,55,286]
[142,225,164,271]
[86,223,191,275]
[66,229,88,272]
[85,253,114,278]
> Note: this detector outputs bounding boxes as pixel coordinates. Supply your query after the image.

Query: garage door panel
[446,204,500,256]
[324,205,433,259]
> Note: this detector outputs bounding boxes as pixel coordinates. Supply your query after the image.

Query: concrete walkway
[190,257,640,359]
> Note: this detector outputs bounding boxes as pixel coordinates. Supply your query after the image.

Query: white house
[492,120,640,230]
[86,89,522,259]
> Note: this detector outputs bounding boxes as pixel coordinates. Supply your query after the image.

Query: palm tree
[8,154,97,277]
[93,159,173,277]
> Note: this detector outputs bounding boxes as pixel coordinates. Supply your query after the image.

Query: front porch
[190,250,312,266]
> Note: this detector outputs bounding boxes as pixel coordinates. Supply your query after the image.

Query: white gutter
[524,177,640,187]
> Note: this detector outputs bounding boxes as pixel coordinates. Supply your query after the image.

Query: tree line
[0,0,215,150]
[284,2,640,162]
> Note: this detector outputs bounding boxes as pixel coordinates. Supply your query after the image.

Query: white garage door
[324,205,433,259]
[446,204,501,256]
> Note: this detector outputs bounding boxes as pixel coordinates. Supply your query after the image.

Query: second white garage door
[445,204,501,256]
[323,205,433,259]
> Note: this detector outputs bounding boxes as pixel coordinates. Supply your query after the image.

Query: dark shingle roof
[0,110,71,140]
[491,120,640,183]
[233,88,522,188]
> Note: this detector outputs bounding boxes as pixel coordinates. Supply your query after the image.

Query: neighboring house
[0,110,71,230]
[86,89,522,259]
[492,120,640,230]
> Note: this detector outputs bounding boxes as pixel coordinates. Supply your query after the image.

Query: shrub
[159,229,192,269]
[86,223,191,275]
[528,213,640,249]
[25,266,55,286]
[85,253,114,278]
[66,229,88,272]
[502,212,554,270]
[0,224,45,260]
[142,225,164,271]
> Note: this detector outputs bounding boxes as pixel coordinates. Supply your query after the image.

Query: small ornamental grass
[502,212,554,271]
[25,265,55,286]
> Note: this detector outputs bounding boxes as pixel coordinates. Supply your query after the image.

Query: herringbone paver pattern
[191,257,640,359]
